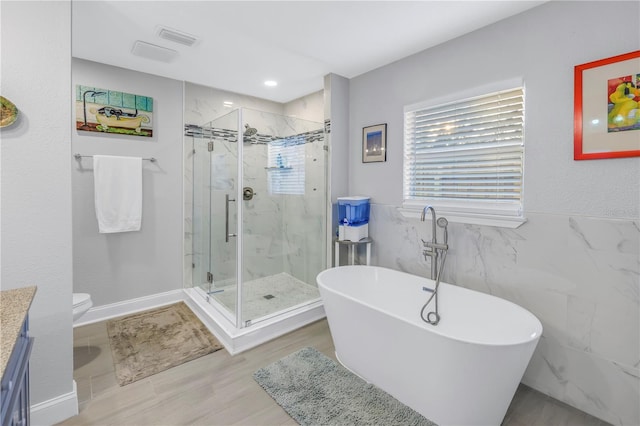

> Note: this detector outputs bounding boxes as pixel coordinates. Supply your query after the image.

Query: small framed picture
[362,123,387,163]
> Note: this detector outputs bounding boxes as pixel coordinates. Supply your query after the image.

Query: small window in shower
[268,136,305,195]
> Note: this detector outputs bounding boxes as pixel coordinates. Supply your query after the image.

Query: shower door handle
[225,194,237,243]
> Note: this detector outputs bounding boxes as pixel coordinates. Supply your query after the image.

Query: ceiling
[72,1,546,103]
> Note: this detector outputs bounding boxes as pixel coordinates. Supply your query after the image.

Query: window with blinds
[403,87,525,222]
[268,137,305,195]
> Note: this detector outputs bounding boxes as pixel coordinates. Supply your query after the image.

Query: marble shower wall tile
[282,139,327,284]
[184,82,284,127]
[283,90,325,123]
[367,204,639,425]
[242,144,285,282]
[183,136,194,289]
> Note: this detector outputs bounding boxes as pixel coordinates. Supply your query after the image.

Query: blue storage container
[338,196,370,226]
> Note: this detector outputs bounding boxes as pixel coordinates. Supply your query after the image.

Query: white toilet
[73,293,93,322]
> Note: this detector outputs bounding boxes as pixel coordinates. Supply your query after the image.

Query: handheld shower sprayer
[437,217,448,245]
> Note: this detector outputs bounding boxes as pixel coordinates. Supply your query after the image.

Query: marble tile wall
[184,138,195,290]
[187,132,242,291]
[189,131,326,288]
[184,83,288,293]
[208,138,241,284]
[366,203,639,425]
[282,139,327,285]
[241,142,286,282]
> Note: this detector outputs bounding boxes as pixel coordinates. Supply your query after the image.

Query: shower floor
[210,272,320,322]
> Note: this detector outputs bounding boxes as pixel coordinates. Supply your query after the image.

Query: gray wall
[0,0,75,420]
[349,2,639,219]
[348,2,639,425]
[72,59,184,306]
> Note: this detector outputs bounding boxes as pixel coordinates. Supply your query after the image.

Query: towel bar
[74,153,156,162]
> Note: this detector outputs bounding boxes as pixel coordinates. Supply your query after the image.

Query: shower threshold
[183,287,325,355]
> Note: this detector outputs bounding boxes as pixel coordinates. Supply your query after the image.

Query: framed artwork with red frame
[574,50,640,160]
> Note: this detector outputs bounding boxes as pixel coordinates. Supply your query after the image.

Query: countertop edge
[0,286,37,378]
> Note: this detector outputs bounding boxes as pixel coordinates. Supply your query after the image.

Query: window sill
[398,205,527,229]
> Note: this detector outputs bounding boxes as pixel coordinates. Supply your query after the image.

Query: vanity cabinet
[0,287,36,426]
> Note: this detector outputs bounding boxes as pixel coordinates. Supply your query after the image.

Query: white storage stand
[334,237,372,267]
[338,223,368,242]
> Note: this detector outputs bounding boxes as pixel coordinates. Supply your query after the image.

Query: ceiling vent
[157,26,198,47]
[131,41,178,63]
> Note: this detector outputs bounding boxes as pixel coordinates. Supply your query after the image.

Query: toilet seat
[73,293,93,322]
[73,293,91,308]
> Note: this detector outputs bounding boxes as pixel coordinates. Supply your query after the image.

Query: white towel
[93,155,142,233]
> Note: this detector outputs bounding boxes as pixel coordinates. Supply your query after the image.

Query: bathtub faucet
[420,206,449,326]
[420,206,448,280]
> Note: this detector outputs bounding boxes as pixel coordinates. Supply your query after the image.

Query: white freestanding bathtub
[317,265,542,426]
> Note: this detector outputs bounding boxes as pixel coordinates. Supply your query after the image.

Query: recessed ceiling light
[131,40,178,63]
[223,101,233,108]
[264,80,278,87]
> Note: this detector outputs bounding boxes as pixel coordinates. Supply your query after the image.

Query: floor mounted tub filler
[317,265,542,426]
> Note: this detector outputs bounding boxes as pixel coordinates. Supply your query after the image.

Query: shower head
[243,123,257,137]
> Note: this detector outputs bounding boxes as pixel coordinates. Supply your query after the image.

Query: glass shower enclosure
[190,107,327,334]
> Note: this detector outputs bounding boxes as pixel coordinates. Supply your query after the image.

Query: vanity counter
[0,286,36,378]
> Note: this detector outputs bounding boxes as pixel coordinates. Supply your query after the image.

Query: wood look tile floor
[59,318,610,426]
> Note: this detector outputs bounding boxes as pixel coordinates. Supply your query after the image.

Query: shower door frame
[184,106,330,354]
[190,112,241,328]
[191,107,330,332]
[234,109,244,329]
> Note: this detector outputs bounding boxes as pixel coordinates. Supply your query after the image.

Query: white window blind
[403,87,525,220]
[268,137,305,195]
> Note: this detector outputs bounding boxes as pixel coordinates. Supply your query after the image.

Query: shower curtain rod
[74,153,157,162]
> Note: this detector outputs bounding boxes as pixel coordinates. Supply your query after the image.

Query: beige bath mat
[107,302,223,386]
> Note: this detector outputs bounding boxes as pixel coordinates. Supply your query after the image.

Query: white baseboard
[30,380,78,426]
[74,289,184,327]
